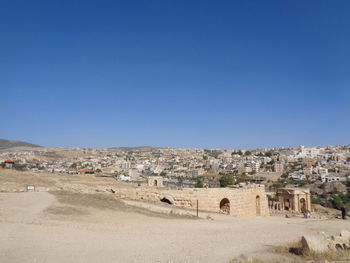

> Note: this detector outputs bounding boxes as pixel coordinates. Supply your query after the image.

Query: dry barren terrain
[1,169,350,263]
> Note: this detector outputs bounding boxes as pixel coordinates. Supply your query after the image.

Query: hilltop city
[2,143,350,207]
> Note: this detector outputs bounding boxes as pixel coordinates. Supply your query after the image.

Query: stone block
[301,234,330,253]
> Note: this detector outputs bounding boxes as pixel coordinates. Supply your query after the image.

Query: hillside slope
[0,139,42,149]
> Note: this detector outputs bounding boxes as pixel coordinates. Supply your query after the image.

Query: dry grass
[48,191,197,219]
[231,240,350,263]
[299,249,350,262]
[263,241,349,263]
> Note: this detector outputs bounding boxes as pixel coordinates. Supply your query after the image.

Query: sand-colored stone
[114,183,269,218]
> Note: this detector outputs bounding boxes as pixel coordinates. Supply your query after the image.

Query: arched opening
[153,180,158,186]
[160,197,172,205]
[284,198,290,211]
[300,198,306,212]
[220,198,230,214]
[256,195,261,216]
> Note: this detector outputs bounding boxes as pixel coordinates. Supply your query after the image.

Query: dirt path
[1,192,350,263]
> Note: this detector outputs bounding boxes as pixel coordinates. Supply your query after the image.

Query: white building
[298,146,320,158]
[320,175,346,183]
[290,173,306,180]
[247,161,260,172]
[119,174,131,182]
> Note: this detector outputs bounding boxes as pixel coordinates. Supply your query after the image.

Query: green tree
[219,174,234,187]
[306,175,310,183]
[272,182,285,190]
[95,169,102,173]
[195,178,204,188]
[265,151,273,157]
[330,195,344,210]
[160,171,167,177]
[0,162,5,168]
[244,151,252,156]
[311,196,325,206]
[268,196,279,202]
[281,173,288,179]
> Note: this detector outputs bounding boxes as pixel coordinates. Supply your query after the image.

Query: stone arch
[220,198,230,214]
[256,195,261,216]
[154,180,158,186]
[160,197,172,205]
[300,198,306,211]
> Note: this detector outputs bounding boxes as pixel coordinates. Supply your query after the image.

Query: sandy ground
[1,191,350,263]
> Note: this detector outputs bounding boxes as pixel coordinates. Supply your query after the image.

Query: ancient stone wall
[113,184,269,218]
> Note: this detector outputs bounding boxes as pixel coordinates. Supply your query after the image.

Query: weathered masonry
[147,176,163,187]
[114,182,269,218]
[275,188,311,212]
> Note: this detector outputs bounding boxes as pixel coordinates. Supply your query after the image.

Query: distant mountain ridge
[0,139,42,149]
[109,146,158,152]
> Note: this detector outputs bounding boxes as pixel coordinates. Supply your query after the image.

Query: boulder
[301,234,330,253]
[301,230,350,253]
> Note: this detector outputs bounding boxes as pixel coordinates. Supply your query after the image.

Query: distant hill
[0,139,42,149]
[109,146,157,152]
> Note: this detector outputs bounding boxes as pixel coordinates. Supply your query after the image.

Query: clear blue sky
[1,0,349,148]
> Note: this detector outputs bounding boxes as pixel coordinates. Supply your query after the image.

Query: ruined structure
[114,183,269,218]
[301,230,350,253]
[147,176,163,187]
[272,188,311,212]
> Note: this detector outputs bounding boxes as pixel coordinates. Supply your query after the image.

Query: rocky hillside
[0,139,42,149]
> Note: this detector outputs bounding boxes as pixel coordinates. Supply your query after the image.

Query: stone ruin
[112,183,270,218]
[147,176,163,187]
[301,230,350,253]
[269,188,311,213]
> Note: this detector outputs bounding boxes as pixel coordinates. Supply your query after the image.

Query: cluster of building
[1,145,350,217]
[1,145,350,188]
